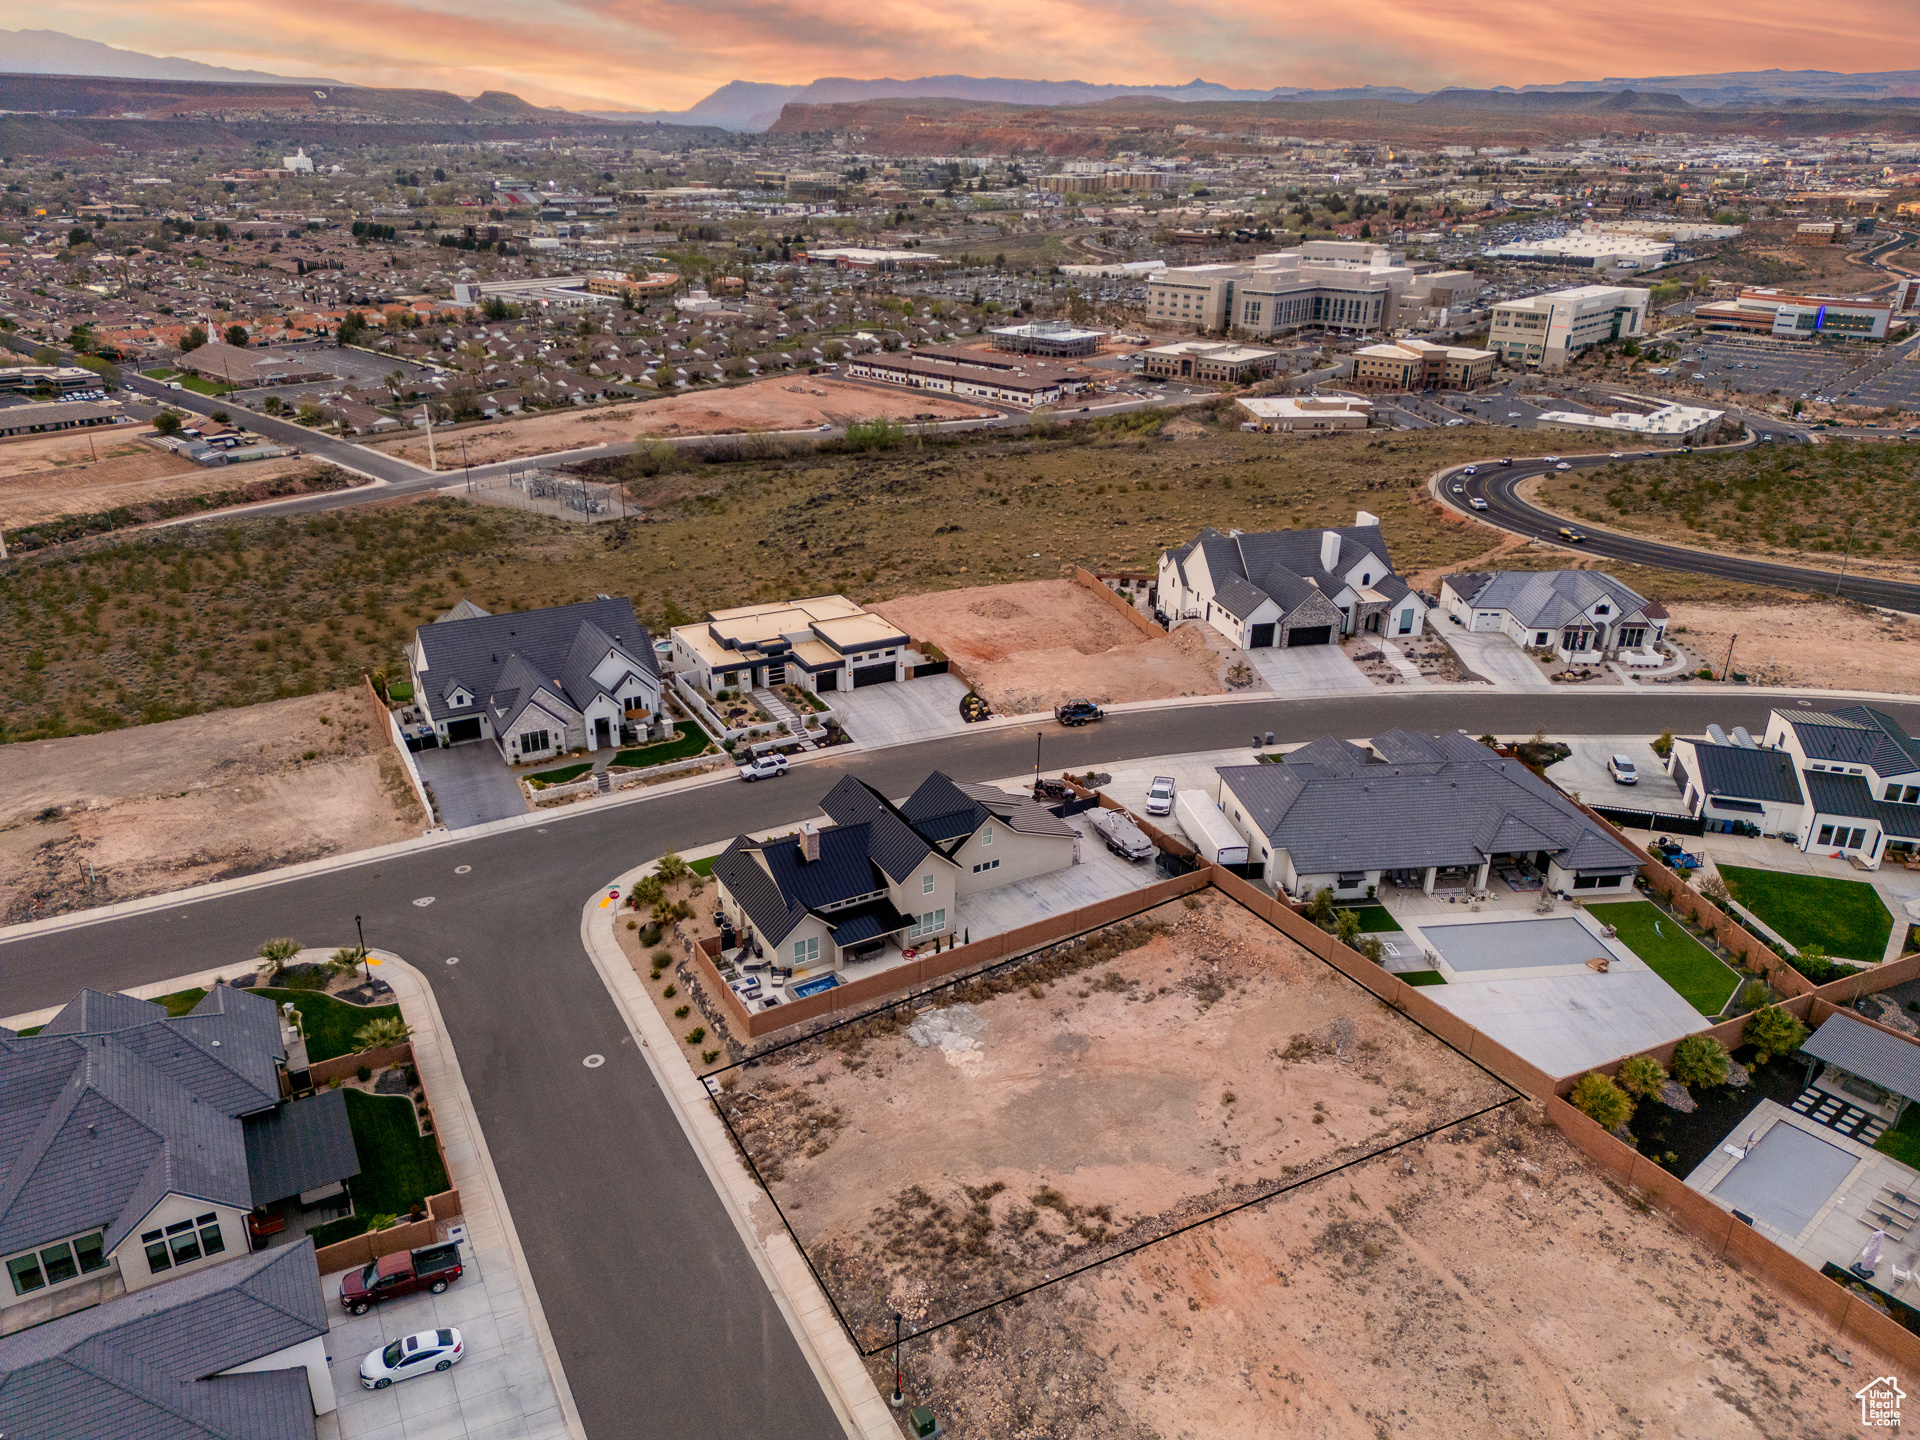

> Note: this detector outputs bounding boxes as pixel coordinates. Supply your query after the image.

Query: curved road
[5,689,1917,1438]
[1439,450,1920,612]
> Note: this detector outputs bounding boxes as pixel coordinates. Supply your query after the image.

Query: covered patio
[1800,1012,1920,1127]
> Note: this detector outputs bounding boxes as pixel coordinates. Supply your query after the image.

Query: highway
[6,688,1916,1438]
[1438,448,1920,613]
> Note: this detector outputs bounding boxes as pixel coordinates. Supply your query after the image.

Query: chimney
[1355,509,1379,528]
[799,822,820,863]
[1319,530,1341,574]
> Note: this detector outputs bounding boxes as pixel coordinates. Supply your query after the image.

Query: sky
[8,1,1920,112]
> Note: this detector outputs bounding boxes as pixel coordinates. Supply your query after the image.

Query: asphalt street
[5,689,1913,1438]
[1441,450,1920,613]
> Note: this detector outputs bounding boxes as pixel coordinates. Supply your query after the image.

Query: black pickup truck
[1055,699,1104,727]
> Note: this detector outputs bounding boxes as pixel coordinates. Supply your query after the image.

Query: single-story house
[713,773,1077,975]
[1218,729,1644,900]
[1669,707,1920,867]
[0,1238,337,1438]
[0,987,358,1331]
[0,401,119,439]
[671,595,912,696]
[1158,515,1424,650]
[1439,570,1667,665]
[408,596,662,760]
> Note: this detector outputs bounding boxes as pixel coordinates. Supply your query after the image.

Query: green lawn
[1877,1105,1920,1171]
[527,762,594,788]
[1587,901,1742,1015]
[609,724,712,770]
[689,856,716,877]
[177,374,233,397]
[155,987,207,1016]
[1397,970,1446,986]
[1338,904,1403,933]
[1718,865,1895,963]
[141,367,177,380]
[252,987,401,1063]
[306,1090,449,1248]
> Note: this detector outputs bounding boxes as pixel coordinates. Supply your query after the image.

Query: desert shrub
[1744,1005,1810,1065]
[650,949,673,969]
[1354,935,1384,964]
[1789,944,1861,985]
[1616,1054,1669,1099]
[353,1016,413,1050]
[1571,1071,1634,1130]
[1670,1034,1730,1089]
[1697,873,1730,906]
[685,1027,706,1045]
[630,874,665,906]
[355,1064,372,1083]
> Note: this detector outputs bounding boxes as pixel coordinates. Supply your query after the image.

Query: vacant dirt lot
[0,426,309,527]
[0,688,426,923]
[366,380,992,466]
[720,890,1868,1438]
[875,580,1226,712]
[1667,600,1920,692]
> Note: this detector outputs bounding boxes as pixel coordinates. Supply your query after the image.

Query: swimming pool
[792,974,841,999]
[1711,1122,1860,1238]
[1420,917,1604,974]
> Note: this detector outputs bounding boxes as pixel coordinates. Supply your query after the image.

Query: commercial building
[1533,401,1726,443]
[795,247,953,272]
[0,365,99,396]
[672,595,911,696]
[1347,339,1495,392]
[845,346,1082,407]
[1487,285,1649,370]
[1144,242,1418,338]
[176,341,331,387]
[986,320,1104,357]
[1482,232,1676,270]
[1059,259,1166,280]
[1140,340,1284,384]
[0,401,120,438]
[1235,394,1373,432]
[584,271,681,301]
[1694,288,1895,340]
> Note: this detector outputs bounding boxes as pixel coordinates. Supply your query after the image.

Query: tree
[67,225,91,249]
[224,324,248,347]
[209,409,230,424]
[1697,873,1730,907]
[1571,1071,1634,1130]
[1670,1034,1730,1089]
[180,325,207,353]
[657,850,689,883]
[1745,1006,1809,1066]
[353,1015,413,1050]
[1306,887,1335,928]
[337,311,368,346]
[1333,908,1363,948]
[256,936,301,980]
[327,946,367,979]
[152,410,182,436]
[1616,1054,1669,1099]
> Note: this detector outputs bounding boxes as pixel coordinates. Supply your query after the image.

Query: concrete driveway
[1246,643,1373,698]
[415,744,531,829]
[1438,629,1557,691]
[1546,737,1686,811]
[832,674,971,746]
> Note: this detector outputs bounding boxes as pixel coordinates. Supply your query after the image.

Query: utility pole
[1722,633,1738,683]
[1835,519,1857,597]
[1033,732,1042,792]
[421,405,436,471]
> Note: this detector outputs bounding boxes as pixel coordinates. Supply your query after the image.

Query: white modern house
[1438,570,1667,666]
[1159,515,1425,650]
[670,595,912,696]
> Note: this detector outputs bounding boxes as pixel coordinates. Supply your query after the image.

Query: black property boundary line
[694,874,1534,1355]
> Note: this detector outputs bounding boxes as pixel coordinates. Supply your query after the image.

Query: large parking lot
[1681,338,1877,404]
[320,1241,566,1440]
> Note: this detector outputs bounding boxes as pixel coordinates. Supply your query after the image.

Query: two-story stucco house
[1439,570,1667,666]
[1158,515,1424,651]
[407,596,662,761]
[0,987,359,1334]
[712,773,1078,976]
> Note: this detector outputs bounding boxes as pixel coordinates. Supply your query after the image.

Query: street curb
[1,949,588,1440]
[578,870,902,1440]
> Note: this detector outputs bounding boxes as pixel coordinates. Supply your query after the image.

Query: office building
[1144,243,1417,339]
[1694,288,1894,340]
[1487,286,1649,370]
[1347,339,1495,393]
[986,320,1104,357]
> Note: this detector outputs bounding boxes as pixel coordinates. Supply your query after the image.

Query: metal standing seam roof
[1804,770,1920,841]
[1689,741,1806,806]
[1802,1013,1920,1102]
[1788,706,1920,776]
[0,1237,327,1440]
[242,1090,360,1206]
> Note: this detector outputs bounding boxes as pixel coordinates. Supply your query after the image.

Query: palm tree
[327,946,366,980]
[257,937,301,981]
[353,1016,413,1050]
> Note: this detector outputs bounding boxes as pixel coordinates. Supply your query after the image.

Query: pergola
[1801,1013,1920,1125]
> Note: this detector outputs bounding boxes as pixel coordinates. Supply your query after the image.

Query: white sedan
[362,1328,464,1390]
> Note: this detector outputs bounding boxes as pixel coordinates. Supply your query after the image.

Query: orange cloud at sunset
[10,0,1920,112]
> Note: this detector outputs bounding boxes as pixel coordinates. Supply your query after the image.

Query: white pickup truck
[1145,776,1176,816]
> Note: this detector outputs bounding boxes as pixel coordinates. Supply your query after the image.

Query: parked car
[1557,527,1586,543]
[740,753,790,781]
[361,1328,464,1390]
[339,1244,464,1316]
[1055,699,1104,727]
[1607,754,1639,785]
[1145,776,1176,816]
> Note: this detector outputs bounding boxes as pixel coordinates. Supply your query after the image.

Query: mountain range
[0,28,341,86]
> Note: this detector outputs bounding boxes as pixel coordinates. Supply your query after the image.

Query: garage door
[444,717,483,743]
[852,663,895,688]
[1286,626,1332,648]
[1248,623,1275,648]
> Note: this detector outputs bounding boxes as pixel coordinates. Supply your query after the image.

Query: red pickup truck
[339,1243,464,1315]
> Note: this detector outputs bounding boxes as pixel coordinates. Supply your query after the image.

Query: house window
[522,729,550,754]
[1849,827,1868,850]
[1397,608,1414,635]
[1889,785,1904,802]
[1534,633,1548,645]
[792,936,820,966]
[972,858,1001,874]
[1619,627,1645,648]
[981,826,993,847]
[922,873,935,895]
[1594,603,1610,616]
[4,1232,104,1297]
[910,909,947,940]
[1818,824,1835,846]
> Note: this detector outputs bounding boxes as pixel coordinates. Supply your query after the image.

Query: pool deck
[1687,1099,1920,1295]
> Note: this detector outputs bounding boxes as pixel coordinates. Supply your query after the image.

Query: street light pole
[354,914,370,984]
[891,1313,905,1409]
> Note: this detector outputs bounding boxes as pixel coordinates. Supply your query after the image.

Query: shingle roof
[1448,570,1652,630]
[1803,1014,1920,1102]
[1690,741,1805,805]
[1166,524,1398,623]
[1220,732,1640,877]
[0,1238,327,1440]
[243,1090,360,1206]
[412,597,657,726]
